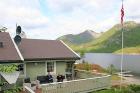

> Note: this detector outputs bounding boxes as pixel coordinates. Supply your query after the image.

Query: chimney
[0,42,3,48]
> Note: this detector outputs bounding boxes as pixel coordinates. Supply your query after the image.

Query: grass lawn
[111,75,121,80]
[92,85,140,93]
[93,89,127,93]
[93,89,117,93]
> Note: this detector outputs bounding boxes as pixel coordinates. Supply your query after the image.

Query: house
[0,32,80,84]
[18,39,80,81]
[0,32,111,93]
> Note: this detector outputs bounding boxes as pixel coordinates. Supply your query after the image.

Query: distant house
[0,32,80,84]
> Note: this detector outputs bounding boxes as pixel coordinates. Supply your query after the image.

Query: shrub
[75,63,105,72]
[106,64,117,75]
[0,64,18,73]
[94,85,140,93]
[4,86,22,93]
[128,84,140,92]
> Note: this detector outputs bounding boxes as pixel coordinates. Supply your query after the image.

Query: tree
[107,64,117,75]
[80,51,86,63]
[0,27,7,32]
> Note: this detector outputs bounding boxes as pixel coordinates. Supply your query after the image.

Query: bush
[75,63,105,72]
[106,64,117,75]
[128,84,140,92]
[4,87,22,93]
[0,64,18,73]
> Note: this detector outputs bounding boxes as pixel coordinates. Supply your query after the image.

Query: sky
[0,0,140,39]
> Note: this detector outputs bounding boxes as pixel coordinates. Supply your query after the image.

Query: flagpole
[120,0,124,90]
[120,25,123,90]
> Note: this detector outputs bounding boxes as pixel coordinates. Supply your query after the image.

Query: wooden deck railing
[40,75,111,93]
[24,86,35,93]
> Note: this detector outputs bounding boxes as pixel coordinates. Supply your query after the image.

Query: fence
[40,75,111,93]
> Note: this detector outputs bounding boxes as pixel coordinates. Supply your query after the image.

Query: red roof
[18,39,80,61]
[0,32,22,62]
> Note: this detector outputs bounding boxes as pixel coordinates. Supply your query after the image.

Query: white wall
[78,53,140,74]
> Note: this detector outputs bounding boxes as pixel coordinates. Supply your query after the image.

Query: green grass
[93,85,140,93]
[93,89,128,93]
[94,89,118,93]
[111,75,121,80]
[115,46,140,54]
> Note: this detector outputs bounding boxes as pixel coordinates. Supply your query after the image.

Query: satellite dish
[16,26,22,35]
[14,35,21,44]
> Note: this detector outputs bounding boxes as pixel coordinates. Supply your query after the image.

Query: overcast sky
[0,0,140,39]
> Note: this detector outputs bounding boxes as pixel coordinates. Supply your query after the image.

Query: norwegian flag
[121,3,124,26]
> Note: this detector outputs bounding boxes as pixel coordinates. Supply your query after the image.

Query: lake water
[77,53,140,74]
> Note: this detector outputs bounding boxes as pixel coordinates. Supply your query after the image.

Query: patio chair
[37,76,48,84]
[57,74,65,82]
[66,73,72,81]
[23,77,36,91]
[24,77,31,83]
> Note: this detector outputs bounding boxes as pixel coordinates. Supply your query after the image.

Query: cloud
[124,0,140,22]
[43,0,120,38]
[0,0,140,39]
[46,0,116,13]
[0,0,48,36]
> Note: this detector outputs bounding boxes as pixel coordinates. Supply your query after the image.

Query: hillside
[57,30,102,45]
[115,47,140,54]
[59,21,140,53]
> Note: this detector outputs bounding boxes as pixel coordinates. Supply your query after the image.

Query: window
[67,62,72,68]
[47,62,54,72]
[66,62,73,73]
[66,62,73,80]
[0,42,3,48]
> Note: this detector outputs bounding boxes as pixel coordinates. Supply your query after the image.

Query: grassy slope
[66,21,140,53]
[115,46,140,54]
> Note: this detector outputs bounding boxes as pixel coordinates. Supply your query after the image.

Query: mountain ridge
[57,30,102,45]
[58,21,140,53]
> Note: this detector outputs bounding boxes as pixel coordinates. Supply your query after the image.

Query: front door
[66,62,73,80]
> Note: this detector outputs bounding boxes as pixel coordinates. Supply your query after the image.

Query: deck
[24,75,111,93]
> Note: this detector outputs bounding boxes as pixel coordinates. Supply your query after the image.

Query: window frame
[66,62,73,73]
[46,61,56,75]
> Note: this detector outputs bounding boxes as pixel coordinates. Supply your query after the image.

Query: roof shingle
[0,32,22,62]
[18,39,80,61]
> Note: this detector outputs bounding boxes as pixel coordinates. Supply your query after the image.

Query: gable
[0,32,23,62]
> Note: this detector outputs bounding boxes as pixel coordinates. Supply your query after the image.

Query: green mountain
[59,21,140,53]
[57,30,102,45]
